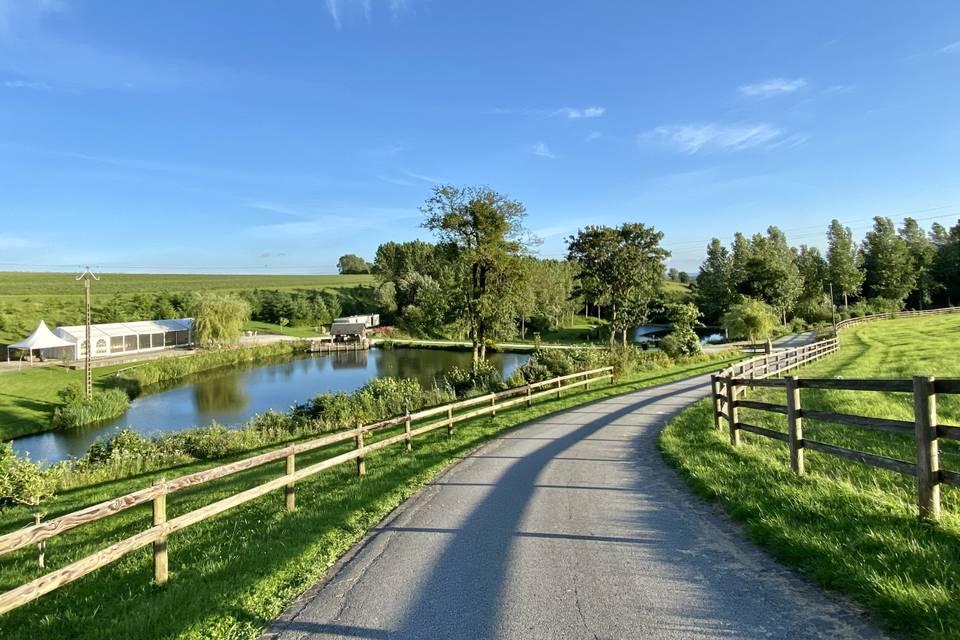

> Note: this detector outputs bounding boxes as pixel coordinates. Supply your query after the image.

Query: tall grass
[51,388,131,429]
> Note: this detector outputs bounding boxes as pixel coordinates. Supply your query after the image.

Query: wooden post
[355,429,366,477]
[490,393,496,418]
[785,376,804,475]
[556,378,562,399]
[725,377,740,447]
[447,406,454,435]
[710,375,721,431]
[913,376,940,520]
[404,403,412,453]
[526,386,532,407]
[285,446,296,512]
[152,478,168,585]
[32,511,45,569]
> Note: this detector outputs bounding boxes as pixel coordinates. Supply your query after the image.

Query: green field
[0,272,373,345]
[660,314,960,639]
[0,355,739,639]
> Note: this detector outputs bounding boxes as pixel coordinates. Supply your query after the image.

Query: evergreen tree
[695,238,735,323]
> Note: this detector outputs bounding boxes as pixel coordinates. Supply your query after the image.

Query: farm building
[330,321,367,343]
[334,314,380,328]
[53,318,194,360]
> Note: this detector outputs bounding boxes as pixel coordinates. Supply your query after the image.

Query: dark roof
[330,322,367,336]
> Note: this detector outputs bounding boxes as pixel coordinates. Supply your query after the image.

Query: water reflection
[13,348,527,463]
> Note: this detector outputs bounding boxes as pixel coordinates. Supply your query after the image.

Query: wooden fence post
[32,511,45,569]
[725,376,740,447]
[491,393,496,418]
[526,386,532,407]
[913,376,940,520]
[404,403,412,453]
[447,406,454,435]
[355,428,366,477]
[556,378,562,399]
[285,446,296,512]
[152,478,168,585]
[710,375,721,431]
[785,376,804,475]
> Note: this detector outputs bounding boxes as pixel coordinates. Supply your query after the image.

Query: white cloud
[584,131,602,142]
[325,0,413,28]
[940,40,960,54]
[3,78,51,90]
[738,78,807,98]
[325,0,342,29]
[530,142,556,159]
[646,123,785,154]
[556,106,606,119]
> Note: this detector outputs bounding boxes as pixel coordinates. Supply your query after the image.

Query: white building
[53,318,194,360]
[333,314,380,328]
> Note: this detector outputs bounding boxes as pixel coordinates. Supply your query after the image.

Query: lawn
[0,363,134,441]
[0,272,373,345]
[660,314,960,640]
[0,354,740,639]
[242,320,325,338]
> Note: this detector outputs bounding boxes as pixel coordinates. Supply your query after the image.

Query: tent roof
[55,318,193,341]
[9,320,76,351]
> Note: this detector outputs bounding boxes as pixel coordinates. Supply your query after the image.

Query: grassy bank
[0,343,308,441]
[660,314,960,639]
[0,354,738,639]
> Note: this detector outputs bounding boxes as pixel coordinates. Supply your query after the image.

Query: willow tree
[189,292,251,348]
[421,185,530,363]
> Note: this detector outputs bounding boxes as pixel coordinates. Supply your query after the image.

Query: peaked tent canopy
[9,321,76,351]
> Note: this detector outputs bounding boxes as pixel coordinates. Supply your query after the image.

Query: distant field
[0,272,374,345]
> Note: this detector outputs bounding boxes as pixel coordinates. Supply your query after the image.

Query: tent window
[96,339,107,354]
[152,333,164,348]
[110,336,123,352]
[176,330,189,345]
[164,332,177,346]
[125,335,137,351]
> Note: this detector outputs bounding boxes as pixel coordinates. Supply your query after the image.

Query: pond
[13,348,528,464]
[633,325,725,345]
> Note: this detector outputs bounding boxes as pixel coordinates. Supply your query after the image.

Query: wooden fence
[711,306,960,520]
[0,366,614,615]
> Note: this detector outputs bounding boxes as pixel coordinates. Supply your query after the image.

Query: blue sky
[1,0,959,274]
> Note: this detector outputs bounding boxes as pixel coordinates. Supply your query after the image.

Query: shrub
[442,362,505,397]
[659,329,700,359]
[52,387,131,429]
[0,443,58,513]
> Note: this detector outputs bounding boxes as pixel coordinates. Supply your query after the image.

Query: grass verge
[0,354,738,639]
[659,314,960,640]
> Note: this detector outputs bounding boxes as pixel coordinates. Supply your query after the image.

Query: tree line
[694,216,960,329]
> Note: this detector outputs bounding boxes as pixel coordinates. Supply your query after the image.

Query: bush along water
[51,385,131,429]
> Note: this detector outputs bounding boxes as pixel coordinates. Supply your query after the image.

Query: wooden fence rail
[711,306,960,521]
[0,366,615,615]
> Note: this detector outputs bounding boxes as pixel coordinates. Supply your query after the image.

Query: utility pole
[76,266,99,400]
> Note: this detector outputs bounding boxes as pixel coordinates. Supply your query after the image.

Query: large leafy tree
[567,223,670,347]
[739,227,802,324]
[722,298,779,347]
[861,216,914,304]
[932,219,960,306]
[337,254,372,274]
[189,292,251,347]
[826,219,863,308]
[421,185,530,362]
[695,238,735,324]
[794,245,829,320]
[899,217,938,309]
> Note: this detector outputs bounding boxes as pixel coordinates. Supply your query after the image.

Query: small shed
[330,322,367,342]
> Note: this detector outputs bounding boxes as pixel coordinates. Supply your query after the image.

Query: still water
[14,348,528,464]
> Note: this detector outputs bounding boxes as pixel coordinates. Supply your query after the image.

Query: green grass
[0,272,373,345]
[660,314,960,639]
[242,321,324,338]
[0,354,740,639]
[0,363,135,441]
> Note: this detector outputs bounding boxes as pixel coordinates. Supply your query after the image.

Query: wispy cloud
[738,78,807,98]
[584,131,602,142]
[529,142,556,159]
[0,0,66,43]
[3,78,52,90]
[246,203,421,237]
[325,0,413,29]
[939,40,960,54]
[645,123,786,154]
[556,106,606,119]
[325,0,342,29]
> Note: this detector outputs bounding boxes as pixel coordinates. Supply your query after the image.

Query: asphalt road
[263,373,884,640]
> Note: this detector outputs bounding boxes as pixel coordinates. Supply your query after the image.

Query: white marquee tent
[54,318,194,360]
[7,320,76,362]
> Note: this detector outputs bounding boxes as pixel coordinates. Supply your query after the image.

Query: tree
[659,302,702,358]
[899,217,938,309]
[695,238,735,323]
[826,219,863,308]
[678,271,691,285]
[667,268,679,282]
[722,298,779,348]
[567,223,670,347]
[861,216,914,304]
[794,245,830,321]
[337,254,372,274]
[739,227,802,324]
[421,185,530,362]
[189,292,251,347]
[0,444,57,514]
[932,219,960,306]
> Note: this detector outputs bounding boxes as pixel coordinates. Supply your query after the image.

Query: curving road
[263,373,884,640]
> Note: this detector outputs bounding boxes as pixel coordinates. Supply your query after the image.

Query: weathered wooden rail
[710,306,960,521]
[0,366,614,615]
